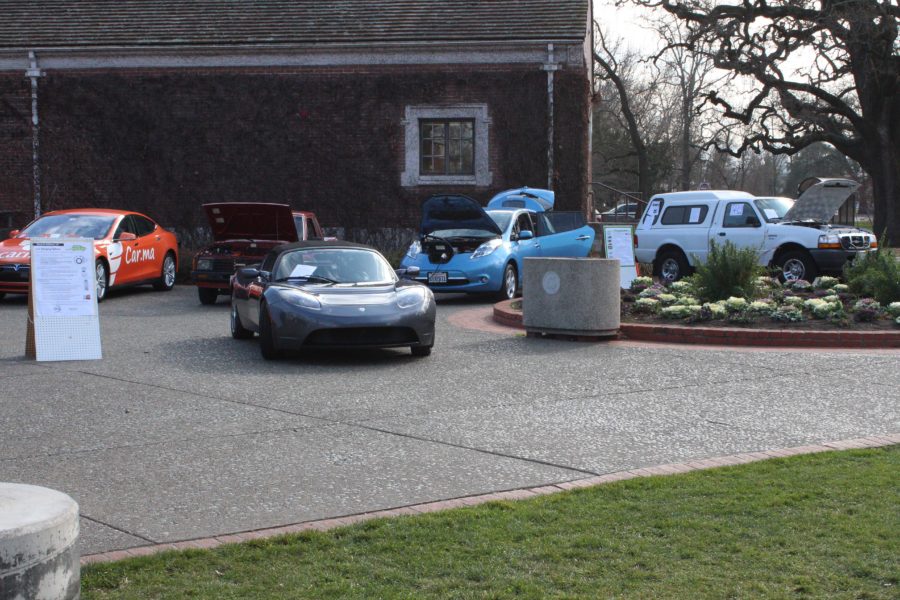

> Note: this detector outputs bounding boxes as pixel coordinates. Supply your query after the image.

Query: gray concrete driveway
[0,286,897,555]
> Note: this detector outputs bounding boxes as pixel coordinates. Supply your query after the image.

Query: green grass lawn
[83,447,899,599]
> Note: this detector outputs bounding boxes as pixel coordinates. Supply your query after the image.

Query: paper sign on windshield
[763,208,778,220]
[729,204,745,217]
[289,264,317,278]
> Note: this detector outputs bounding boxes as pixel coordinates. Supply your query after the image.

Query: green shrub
[690,241,765,302]
[843,246,900,304]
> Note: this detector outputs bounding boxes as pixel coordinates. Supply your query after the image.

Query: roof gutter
[0,39,587,72]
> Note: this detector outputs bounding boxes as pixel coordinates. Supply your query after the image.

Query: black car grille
[0,264,30,282]
[840,235,870,250]
[305,327,418,347]
[208,258,235,272]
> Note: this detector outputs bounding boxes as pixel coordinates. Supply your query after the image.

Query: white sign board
[603,225,639,289]
[30,239,102,361]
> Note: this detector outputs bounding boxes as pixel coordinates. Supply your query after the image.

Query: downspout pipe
[543,44,561,191]
[26,51,43,218]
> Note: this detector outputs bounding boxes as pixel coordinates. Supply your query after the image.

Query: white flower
[724,297,748,312]
[812,276,839,290]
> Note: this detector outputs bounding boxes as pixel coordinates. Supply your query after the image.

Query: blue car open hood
[486,187,555,212]
[420,195,502,236]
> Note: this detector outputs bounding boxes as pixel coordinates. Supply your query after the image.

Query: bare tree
[592,25,656,201]
[652,18,729,191]
[629,0,899,241]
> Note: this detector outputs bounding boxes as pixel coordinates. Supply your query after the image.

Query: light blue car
[399,187,595,299]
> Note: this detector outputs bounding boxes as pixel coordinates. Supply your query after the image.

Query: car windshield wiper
[276,275,340,284]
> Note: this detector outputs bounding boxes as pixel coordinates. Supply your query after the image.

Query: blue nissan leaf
[399,187,595,299]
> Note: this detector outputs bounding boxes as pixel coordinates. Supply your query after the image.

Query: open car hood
[782,179,859,223]
[420,195,502,236]
[202,203,298,242]
[486,187,555,212]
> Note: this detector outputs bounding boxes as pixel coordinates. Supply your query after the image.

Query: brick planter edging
[81,433,900,565]
[492,300,900,348]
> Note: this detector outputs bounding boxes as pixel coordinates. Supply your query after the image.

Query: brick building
[0,0,594,248]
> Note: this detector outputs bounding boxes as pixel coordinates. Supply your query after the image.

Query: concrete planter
[1,483,80,600]
[522,258,620,338]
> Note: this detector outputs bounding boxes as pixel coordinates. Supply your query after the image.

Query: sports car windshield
[754,197,794,223]
[19,214,116,240]
[275,248,395,285]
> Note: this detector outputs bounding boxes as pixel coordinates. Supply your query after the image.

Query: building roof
[0,0,590,49]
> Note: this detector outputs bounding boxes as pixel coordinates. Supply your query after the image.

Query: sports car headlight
[196,259,212,271]
[396,286,427,309]
[284,290,322,310]
[406,240,421,259]
[471,239,502,259]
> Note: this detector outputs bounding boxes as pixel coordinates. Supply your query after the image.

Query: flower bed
[623,276,900,331]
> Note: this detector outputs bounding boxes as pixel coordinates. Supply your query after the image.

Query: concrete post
[522,257,620,338]
[1,483,80,600]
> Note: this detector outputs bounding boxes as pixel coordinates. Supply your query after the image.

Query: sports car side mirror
[238,267,260,279]
[118,232,137,241]
[397,266,420,279]
[8,229,19,238]
[518,230,534,240]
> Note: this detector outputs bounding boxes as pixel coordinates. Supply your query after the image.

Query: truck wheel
[198,287,218,305]
[655,250,689,283]
[776,250,817,283]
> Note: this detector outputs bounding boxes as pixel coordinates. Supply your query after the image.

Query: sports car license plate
[428,271,448,284]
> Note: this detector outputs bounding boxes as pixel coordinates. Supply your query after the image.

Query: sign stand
[25,238,102,362]
[602,225,640,289]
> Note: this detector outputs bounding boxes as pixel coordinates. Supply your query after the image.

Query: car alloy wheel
[781,258,805,281]
[660,258,680,282]
[95,260,108,302]
[503,264,518,299]
[154,254,176,291]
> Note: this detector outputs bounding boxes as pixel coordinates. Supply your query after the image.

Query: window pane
[460,139,474,174]
[419,119,475,176]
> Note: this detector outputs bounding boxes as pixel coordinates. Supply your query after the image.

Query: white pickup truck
[633,178,877,282]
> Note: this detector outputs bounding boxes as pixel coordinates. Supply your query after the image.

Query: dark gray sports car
[230,240,436,359]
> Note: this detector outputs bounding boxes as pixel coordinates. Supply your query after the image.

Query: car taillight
[633,234,639,248]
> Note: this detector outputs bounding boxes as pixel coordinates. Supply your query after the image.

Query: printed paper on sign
[289,264,317,278]
[729,204,744,217]
[764,208,778,220]
[689,207,702,223]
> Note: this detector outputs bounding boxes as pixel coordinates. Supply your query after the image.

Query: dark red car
[191,203,327,305]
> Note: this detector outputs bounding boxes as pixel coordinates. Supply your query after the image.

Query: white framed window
[401,105,492,187]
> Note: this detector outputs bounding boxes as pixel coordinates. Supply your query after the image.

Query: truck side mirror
[746,216,761,227]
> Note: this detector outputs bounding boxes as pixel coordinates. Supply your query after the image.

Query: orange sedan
[0,209,178,302]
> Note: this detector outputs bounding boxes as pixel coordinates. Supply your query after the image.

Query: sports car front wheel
[258,303,281,360]
[231,301,253,340]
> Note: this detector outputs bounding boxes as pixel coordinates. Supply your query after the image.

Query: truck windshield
[754,197,794,223]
